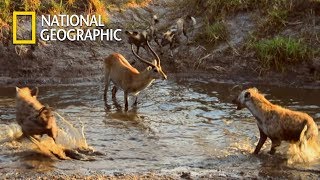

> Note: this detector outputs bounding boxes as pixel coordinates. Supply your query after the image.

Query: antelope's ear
[31,87,39,97]
[16,87,20,93]
[244,91,251,100]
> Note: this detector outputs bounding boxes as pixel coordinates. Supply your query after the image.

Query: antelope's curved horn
[131,44,155,67]
[146,41,161,65]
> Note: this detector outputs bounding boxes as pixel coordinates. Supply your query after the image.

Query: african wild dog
[232,88,318,155]
[16,87,58,142]
[161,15,196,57]
[125,15,161,57]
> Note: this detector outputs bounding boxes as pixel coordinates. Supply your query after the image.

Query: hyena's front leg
[269,139,281,155]
[254,128,267,154]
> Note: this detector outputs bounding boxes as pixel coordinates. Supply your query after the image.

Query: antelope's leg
[112,86,118,99]
[253,128,267,154]
[269,139,281,155]
[133,96,138,106]
[104,76,110,106]
[124,91,129,111]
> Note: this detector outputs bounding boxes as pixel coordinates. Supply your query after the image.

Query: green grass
[253,37,312,72]
[197,21,228,44]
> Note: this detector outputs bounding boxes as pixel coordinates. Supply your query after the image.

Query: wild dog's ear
[31,87,39,97]
[132,31,139,36]
[244,91,251,99]
[16,87,20,93]
[125,30,131,35]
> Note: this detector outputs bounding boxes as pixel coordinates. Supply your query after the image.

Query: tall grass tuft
[196,21,228,44]
[253,37,312,72]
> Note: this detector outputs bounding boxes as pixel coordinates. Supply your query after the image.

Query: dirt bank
[0,1,319,88]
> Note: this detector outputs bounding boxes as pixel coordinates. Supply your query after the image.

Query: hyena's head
[38,105,58,141]
[232,88,258,110]
[16,87,38,101]
[16,87,58,141]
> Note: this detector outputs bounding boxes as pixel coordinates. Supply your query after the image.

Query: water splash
[0,123,23,143]
[54,112,90,150]
[287,126,320,164]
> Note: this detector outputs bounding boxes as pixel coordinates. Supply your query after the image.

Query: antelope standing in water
[104,41,167,111]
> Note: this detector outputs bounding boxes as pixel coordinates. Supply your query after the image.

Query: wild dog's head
[161,30,176,46]
[232,88,258,110]
[125,30,148,44]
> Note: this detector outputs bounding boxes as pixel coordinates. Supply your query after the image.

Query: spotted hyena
[232,88,318,155]
[16,87,58,142]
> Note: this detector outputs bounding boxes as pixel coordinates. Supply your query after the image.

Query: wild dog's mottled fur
[16,87,58,142]
[125,14,161,58]
[233,88,318,154]
[161,15,196,56]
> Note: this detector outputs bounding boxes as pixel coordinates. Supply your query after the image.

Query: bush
[253,37,312,71]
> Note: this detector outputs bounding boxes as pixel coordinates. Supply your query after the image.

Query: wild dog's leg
[112,86,118,99]
[254,128,267,154]
[124,91,129,111]
[269,139,281,155]
[169,41,174,57]
[154,36,162,48]
[183,28,189,42]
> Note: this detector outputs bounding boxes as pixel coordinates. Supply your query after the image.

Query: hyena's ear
[244,91,251,99]
[252,87,258,92]
[31,87,39,97]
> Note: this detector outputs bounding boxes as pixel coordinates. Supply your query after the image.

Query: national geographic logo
[12,11,122,45]
[13,11,36,45]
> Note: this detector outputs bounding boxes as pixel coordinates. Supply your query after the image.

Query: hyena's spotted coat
[233,88,318,155]
[16,87,58,142]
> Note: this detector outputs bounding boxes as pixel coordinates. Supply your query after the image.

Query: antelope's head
[131,41,167,80]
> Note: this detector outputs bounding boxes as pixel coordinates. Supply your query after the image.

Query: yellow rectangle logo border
[13,11,36,45]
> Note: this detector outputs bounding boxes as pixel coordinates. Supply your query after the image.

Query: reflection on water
[0,77,319,177]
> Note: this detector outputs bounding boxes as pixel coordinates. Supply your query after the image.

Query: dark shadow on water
[13,151,56,171]
[104,106,156,135]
